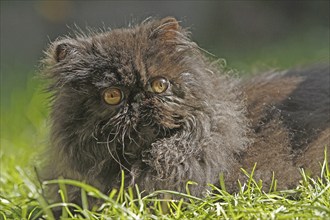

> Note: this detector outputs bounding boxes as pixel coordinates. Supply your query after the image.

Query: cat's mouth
[117,121,182,158]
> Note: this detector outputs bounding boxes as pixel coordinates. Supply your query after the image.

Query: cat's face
[43,17,210,162]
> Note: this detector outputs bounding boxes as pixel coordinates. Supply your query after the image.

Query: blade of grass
[16,167,55,220]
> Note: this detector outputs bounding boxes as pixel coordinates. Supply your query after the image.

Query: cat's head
[41,17,230,166]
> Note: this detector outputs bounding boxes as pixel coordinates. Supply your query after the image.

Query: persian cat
[40,17,329,205]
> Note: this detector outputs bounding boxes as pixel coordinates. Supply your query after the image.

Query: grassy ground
[1,27,329,219]
[1,151,329,219]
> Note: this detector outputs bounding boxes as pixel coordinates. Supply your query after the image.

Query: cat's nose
[133,93,144,102]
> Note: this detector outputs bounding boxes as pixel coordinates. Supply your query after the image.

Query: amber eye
[103,88,123,105]
[150,77,169,94]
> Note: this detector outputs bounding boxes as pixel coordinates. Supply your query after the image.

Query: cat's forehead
[90,28,182,85]
[94,29,140,52]
[89,30,146,85]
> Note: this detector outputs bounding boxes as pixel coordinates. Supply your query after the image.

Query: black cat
[40,17,329,207]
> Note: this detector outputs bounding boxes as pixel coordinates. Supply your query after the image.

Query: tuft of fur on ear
[151,17,181,41]
[53,40,78,62]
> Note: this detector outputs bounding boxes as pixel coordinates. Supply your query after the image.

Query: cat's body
[240,65,329,189]
[40,17,329,206]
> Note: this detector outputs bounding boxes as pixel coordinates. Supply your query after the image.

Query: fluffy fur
[40,17,329,205]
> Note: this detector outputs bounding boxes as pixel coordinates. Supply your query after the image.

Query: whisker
[105,128,130,173]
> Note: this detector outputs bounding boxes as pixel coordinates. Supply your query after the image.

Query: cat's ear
[151,17,181,41]
[41,39,82,80]
[50,39,80,62]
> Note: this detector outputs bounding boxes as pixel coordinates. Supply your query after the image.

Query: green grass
[1,153,329,219]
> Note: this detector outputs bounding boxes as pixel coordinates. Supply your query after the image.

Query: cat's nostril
[131,102,139,111]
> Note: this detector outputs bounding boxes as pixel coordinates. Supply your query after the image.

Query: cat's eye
[150,77,169,94]
[103,88,123,105]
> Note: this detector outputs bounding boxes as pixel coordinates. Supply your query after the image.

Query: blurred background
[0,1,329,163]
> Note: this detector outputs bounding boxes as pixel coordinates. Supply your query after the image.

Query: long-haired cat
[40,17,329,207]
